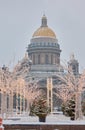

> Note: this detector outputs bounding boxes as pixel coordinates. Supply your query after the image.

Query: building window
[33,55,35,64]
[44,42,46,46]
[38,55,40,64]
[40,43,42,46]
[45,55,49,64]
[48,42,50,46]
[51,55,53,64]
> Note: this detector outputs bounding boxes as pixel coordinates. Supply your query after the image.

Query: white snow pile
[3,114,85,125]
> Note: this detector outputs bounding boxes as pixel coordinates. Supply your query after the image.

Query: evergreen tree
[30,96,50,116]
[62,96,75,120]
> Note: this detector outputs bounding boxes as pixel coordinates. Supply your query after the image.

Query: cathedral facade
[27,15,79,79]
[0,15,80,116]
[12,15,79,87]
[27,15,64,79]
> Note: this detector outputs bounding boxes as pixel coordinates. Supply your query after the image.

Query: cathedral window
[44,42,46,46]
[48,42,50,46]
[46,43,48,46]
[38,55,40,64]
[51,55,53,64]
[40,43,42,46]
[45,55,49,64]
[33,55,35,64]
[37,43,40,46]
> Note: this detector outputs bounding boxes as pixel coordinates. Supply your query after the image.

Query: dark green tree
[30,96,50,122]
[82,100,85,116]
[62,96,75,120]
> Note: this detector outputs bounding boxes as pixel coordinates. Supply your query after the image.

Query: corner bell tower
[68,54,79,75]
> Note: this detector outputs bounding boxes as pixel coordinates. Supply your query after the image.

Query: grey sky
[0,0,85,71]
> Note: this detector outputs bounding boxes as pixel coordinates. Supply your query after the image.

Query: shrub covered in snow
[30,96,50,117]
[62,96,75,120]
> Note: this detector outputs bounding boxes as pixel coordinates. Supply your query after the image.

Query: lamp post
[75,91,83,120]
[47,77,53,113]
[75,79,83,120]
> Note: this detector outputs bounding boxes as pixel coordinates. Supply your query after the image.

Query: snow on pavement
[3,114,85,125]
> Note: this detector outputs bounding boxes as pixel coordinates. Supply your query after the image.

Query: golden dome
[32,15,56,38]
[32,27,56,38]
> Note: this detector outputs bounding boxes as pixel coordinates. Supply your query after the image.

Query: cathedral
[27,15,62,73]
[8,14,79,95]
[0,15,81,116]
[13,14,79,83]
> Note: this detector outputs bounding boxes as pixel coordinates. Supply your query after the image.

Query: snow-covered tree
[30,95,50,122]
[62,96,75,120]
[55,68,85,120]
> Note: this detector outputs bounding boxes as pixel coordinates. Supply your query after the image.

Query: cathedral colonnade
[32,52,60,65]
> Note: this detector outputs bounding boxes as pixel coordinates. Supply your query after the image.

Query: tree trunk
[39,116,46,122]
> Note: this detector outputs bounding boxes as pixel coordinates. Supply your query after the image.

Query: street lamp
[47,77,53,113]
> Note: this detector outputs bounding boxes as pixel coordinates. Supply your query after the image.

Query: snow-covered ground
[3,114,85,125]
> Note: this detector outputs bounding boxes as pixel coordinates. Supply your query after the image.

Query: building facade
[28,15,61,65]
[27,15,64,79]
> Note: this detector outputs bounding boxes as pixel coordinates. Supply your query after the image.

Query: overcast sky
[0,0,85,72]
